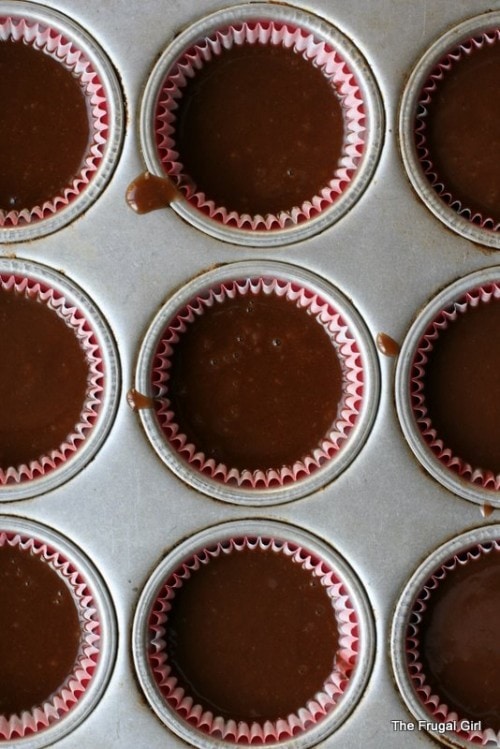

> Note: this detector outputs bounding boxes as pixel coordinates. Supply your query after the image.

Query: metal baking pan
[2,0,500,746]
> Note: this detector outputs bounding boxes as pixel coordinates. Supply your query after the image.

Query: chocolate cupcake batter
[173,42,344,215]
[0,39,90,211]
[0,543,81,716]
[421,39,500,223]
[0,287,90,470]
[164,545,340,721]
[126,172,179,214]
[421,297,500,475]
[164,290,343,472]
[418,549,500,731]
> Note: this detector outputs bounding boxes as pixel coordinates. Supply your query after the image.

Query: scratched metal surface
[1,0,500,747]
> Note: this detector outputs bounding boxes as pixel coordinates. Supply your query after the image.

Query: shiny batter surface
[165,546,340,721]
[174,42,344,215]
[166,291,343,471]
[0,40,90,211]
[422,41,500,222]
[0,287,89,469]
[419,549,500,731]
[0,544,81,716]
[422,298,500,474]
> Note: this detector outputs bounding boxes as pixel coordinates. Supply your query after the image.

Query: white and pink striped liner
[0,15,108,228]
[148,535,359,744]
[0,274,104,486]
[152,277,364,489]
[155,21,366,230]
[407,541,500,746]
[410,282,500,492]
[0,531,101,741]
[415,30,500,232]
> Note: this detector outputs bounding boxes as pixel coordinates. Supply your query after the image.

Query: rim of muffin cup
[399,11,500,249]
[0,258,120,502]
[395,266,500,507]
[139,2,384,247]
[391,524,500,748]
[0,515,116,747]
[134,260,380,506]
[0,0,124,243]
[132,519,375,749]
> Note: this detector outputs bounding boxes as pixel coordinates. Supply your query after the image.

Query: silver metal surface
[1,1,500,747]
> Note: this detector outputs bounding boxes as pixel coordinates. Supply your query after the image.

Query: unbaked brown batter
[164,545,339,721]
[376,332,400,357]
[0,40,90,211]
[0,287,89,469]
[173,42,344,215]
[165,291,343,471]
[419,549,500,731]
[422,40,500,222]
[0,543,81,716]
[126,172,179,214]
[421,298,500,474]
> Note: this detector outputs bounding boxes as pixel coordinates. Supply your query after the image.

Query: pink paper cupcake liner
[406,540,500,746]
[155,20,366,231]
[152,276,364,489]
[410,281,500,492]
[148,535,359,744]
[0,14,108,228]
[0,273,104,486]
[415,30,500,232]
[0,530,101,741]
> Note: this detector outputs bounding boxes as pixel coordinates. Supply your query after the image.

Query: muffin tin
[2,1,500,747]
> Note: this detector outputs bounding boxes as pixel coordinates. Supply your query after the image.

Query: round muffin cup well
[155,20,364,230]
[414,30,500,232]
[0,1,124,242]
[400,11,500,248]
[0,516,116,748]
[0,259,120,502]
[153,277,362,486]
[392,525,500,748]
[140,3,383,246]
[396,266,500,507]
[133,520,375,749]
[135,261,380,505]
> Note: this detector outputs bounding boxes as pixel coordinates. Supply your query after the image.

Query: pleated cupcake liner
[406,540,500,746]
[0,273,104,486]
[0,14,108,228]
[154,19,366,230]
[410,281,500,492]
[148,535,359,744]
[415,29,500,231]
[152,276,364,489]
[0,530,101,741]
